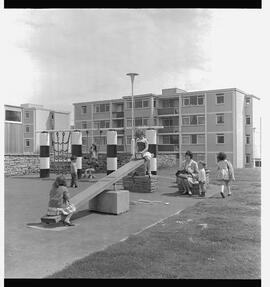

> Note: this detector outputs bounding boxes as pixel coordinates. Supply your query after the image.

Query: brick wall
[5,154,40,176]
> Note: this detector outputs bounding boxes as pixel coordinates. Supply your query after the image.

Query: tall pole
[126,73,139,156]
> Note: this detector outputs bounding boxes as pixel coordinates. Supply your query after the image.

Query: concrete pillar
[40,132,50,178]
[146,128,157,175]
[107,130,117,175]
[71,131,82,179]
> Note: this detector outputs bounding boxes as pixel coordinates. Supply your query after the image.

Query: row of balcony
[111,108,179,118]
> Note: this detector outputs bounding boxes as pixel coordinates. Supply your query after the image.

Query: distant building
[4,103,70,154]
[73,87,260,168]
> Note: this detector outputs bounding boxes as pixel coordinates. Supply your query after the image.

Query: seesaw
[41,159,145,223]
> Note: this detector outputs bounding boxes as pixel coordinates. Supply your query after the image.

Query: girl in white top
[134,129,152,176]
[216,152,235,198]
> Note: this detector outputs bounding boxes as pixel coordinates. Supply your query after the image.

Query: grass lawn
[49,168,261,279]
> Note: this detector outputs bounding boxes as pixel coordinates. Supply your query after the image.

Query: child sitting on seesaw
[83,144,99,179]
[47,175,76,226]
[133,129,153,177]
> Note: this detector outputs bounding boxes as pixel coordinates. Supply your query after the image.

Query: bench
[40,215,62,224]
[176,169,210,196]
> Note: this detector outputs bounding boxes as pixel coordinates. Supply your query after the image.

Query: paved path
[5,171,219,278]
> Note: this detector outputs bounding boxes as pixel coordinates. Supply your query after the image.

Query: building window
[246,134,250,144]
[82,121,87,129]
[127,118,132,127]
[246,154,251,164]
[135,100,143,109]
[198,116,205,125]
[25,126,30,133]
[81,106,87,114]
[182,95,204,106]
[216,94,224,104]
[143,118,149,126]
[246,97,251,105]
[153,99,156,108]
[135,117,143,127]
[190,115,197,125]
[196,153,206,162]
[154,117,157,126]
[183,97,190,106]
[117,136,124,145]
[198,96,204,105]
[94,104,100,113]
[162,135,178,145]
[143,100,149,108]
[82,137,87,146]
[127,101,132,109]
[216,113,224,124]
[191,134,197,144]
[182,135,190,144]
[99,120,110,129]
[246,115,251,125]
[25,139,30,147]
[197,134,205,144]
[126,136,132,145]
[94,121,99,129]
[5,110,22,122]
[217,134,225,144]
[25,111,30,119]
[94,136,106,145]
[182,116,190,125]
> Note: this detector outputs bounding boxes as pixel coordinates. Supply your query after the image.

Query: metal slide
[70,159,144,209]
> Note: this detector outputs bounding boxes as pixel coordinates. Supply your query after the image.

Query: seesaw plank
[70,159,144,208]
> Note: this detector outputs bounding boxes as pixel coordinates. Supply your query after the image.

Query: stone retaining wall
[5,154,40,176]
[4,152,178,176]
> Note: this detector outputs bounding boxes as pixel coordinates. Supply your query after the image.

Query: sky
[1,9,267,126]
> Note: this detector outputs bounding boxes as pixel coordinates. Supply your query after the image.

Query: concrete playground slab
[4,171,219,278]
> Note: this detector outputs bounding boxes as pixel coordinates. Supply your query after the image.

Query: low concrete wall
[5,154,40,176]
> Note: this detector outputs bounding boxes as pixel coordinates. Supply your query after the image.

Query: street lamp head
[126,73,139,82]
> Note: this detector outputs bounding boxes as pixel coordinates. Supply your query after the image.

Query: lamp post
[126,73,139,157]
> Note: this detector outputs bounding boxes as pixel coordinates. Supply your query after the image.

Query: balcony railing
[158,145,179,152]
[112,112,124,118]
[158,126,179,133]
[157,107,179,115]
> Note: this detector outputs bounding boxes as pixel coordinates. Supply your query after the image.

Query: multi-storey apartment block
[5,103,70,154]
[73,87,260,168]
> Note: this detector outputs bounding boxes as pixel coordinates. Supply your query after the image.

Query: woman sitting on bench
[47,175,76,226]
[177,150,199,196]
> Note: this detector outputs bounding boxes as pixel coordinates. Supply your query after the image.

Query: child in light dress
[47,175,76,226]
[198,161,207,197]
[216,152,235,198]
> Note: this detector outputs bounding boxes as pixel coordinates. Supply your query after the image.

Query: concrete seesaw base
[89,189,129,215]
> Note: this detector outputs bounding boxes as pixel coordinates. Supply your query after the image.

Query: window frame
[216,133,225,144]
[216,113,225,125]
[25,139,30,148]
[246,134,251,145]
[5,109,22,123]
[216,94,225,105]
[25,125,30,133]
[182,116,190,125]
[143,100,149,108]
[246,153,251,164]
[246,115,251,125]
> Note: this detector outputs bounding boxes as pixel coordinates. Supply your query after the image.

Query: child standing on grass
[216,152,235,198]
[70,155,78,188]
[198,161,207,197]
[47,175,76,226]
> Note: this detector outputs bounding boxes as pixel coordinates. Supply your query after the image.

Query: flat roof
[73,87,260,105]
